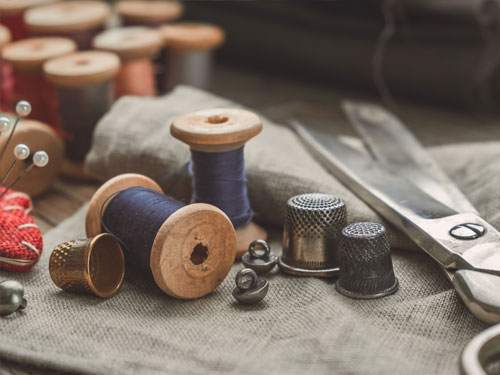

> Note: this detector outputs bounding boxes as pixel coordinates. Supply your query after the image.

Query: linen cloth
[2,86,500,374]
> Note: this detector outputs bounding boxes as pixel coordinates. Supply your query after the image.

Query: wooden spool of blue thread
[85,173,236,299]
[171,108,267,258]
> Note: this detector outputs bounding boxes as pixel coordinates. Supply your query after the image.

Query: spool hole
[205,115,229,125]
[191,243,208,265]
[75,59,90,66]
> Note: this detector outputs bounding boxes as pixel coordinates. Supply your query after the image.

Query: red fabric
[0,189,43,272]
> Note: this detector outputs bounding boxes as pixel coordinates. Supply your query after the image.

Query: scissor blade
[342,101,478,214]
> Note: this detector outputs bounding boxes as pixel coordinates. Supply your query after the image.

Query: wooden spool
[159,23,225,52]
[24,1,110,49]
[0,118,63,196]
[43,51,120,180]
[85,173,236,299]
[171,108,267,258]
[0,0,58,41]
[116,0,183,27]
[0,25,11,49]
[93,27,162,98]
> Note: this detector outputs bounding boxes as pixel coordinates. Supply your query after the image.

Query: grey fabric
[2,86,500,374]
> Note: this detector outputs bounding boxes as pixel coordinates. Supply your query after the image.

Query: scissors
[292,101,500,325]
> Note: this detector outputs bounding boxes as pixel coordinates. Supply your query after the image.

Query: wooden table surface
[3,65,500,374]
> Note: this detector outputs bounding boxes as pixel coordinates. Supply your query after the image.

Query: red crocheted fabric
[0,189,43,272]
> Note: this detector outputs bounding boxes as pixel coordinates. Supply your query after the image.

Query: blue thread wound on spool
[189,147,253,228]
[101,186,184,274]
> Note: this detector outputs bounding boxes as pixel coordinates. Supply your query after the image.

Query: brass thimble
[49,233,125,298]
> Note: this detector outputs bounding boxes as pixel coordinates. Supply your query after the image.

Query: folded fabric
[0,205,488,375]
[85,85,500,250]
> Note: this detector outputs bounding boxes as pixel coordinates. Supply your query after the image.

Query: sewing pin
[0,101,31,162]
[0,150,48,200]
[0,144,30,186]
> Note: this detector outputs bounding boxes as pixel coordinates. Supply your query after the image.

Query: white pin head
[0,117,11,133]
[33,151,49,167]
[15,101,31,117]
[14,144,30,160]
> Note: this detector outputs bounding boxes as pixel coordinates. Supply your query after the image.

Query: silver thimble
[279,193,346,277]
[336,222,398,299]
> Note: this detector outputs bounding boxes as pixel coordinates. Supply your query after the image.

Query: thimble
[279,193,346,277]
[336,222,398,299]
[49,233,125,298]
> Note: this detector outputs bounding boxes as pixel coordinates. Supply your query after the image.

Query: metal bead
[14,144,30,160]
[0,117,11,132]
[0,279,27,316]
[15,100,31,117]
[232,268,269,305]
[242,239,278,274]
[33,151,49,167]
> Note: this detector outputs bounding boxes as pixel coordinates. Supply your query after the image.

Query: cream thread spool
[2,37,77,128]
[171,108,267,258]
[116,0,183,27]
[0,118,62,196]
[158,23,225,93]
[43,51,120,180]
[24,1,110,50]
[93,26,162,99]
[0,0,58,41]
[85,173,236,299]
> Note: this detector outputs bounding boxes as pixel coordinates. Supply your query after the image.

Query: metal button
[242,240,278,274]
[449,223,486,240]
[232,268,269,305]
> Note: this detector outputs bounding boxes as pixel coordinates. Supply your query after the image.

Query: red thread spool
[2,37,76,134]
[93,27,162,99]
[115,0,183,27]
[24,1,110,50]
[0,25,13,112]
[0,0,58,41]
[158,23,225,93]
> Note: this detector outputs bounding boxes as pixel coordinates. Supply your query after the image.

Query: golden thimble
[49,233,125,298]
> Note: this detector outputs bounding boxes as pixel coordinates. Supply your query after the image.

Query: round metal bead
[232,268,269,305]
[0,279,27,316]
[242,239,278,274]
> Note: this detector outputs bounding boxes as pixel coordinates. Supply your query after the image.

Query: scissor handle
[461,324,500,375]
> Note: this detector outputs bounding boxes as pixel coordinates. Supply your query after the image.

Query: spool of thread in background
[85,173,236,299]
[115,0,183,27]
[158,23,225,94]
[0,117,63,196]
[171,108,267,258]
[43,51,120,179]
[1,37,76,132]
[0,0,58,41]
[93,27,162,99]
[115,0,183,93]
[24,1,110,50]
[0,25,13,112]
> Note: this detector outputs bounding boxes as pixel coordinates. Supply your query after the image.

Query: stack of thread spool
[171,108,267,258]
[159,23,225,93]
[1,37,76,130]
[0,25,12,112]
[43,51,120,179]
[24,1,110,50]
[115,0,183,92]
[85,173,236,299]
[0,0,58,41]
[93,27,162,99]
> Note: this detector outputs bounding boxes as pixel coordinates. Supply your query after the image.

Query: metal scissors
[292,101,500,324]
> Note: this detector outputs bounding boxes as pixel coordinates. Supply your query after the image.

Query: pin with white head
[0,100,32,162]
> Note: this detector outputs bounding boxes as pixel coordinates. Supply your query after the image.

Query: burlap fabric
[2,86,500,374]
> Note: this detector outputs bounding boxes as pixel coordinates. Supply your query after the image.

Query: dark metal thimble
[279,193,346,277]
[336,222,398,299]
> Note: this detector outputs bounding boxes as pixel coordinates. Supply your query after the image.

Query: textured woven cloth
[2,86,500,374]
